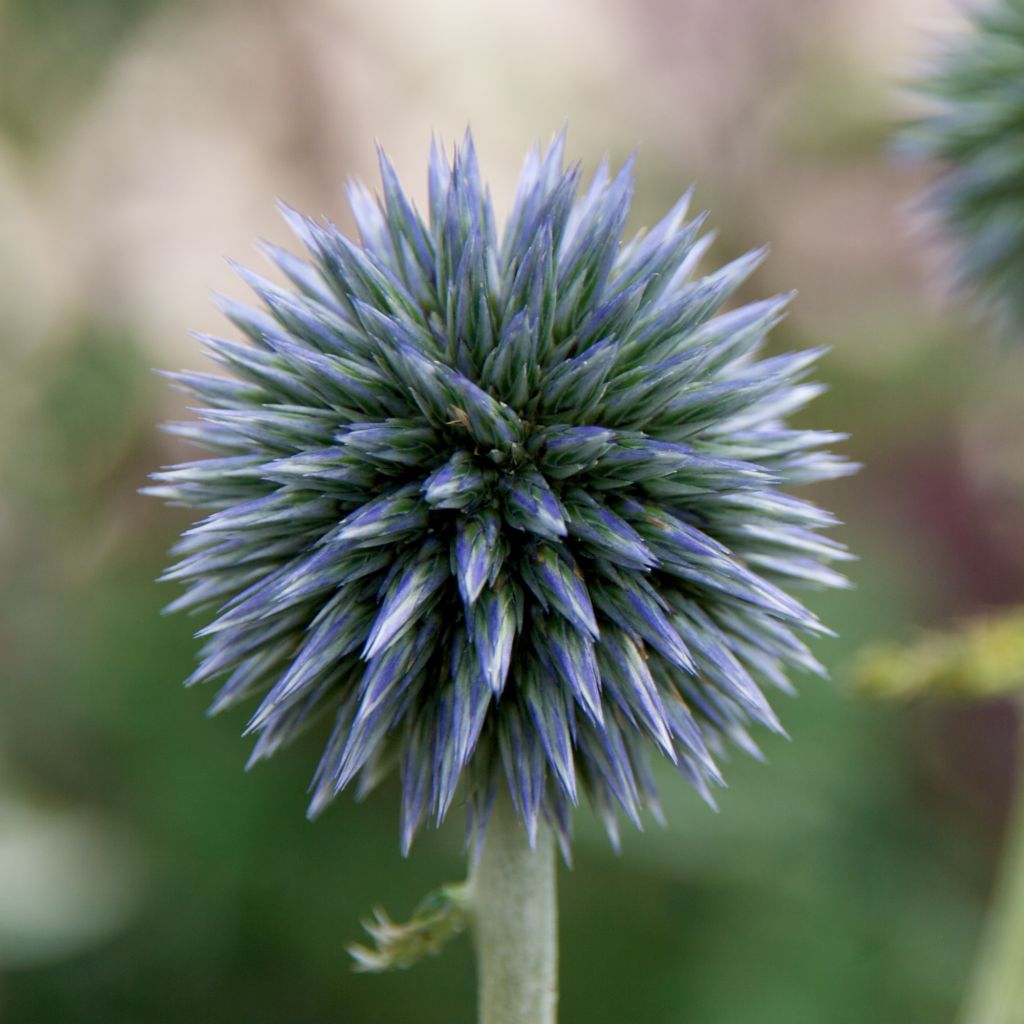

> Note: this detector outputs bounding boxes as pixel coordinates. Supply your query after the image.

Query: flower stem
[959,703,1024,1024]
[470,793,558,1024]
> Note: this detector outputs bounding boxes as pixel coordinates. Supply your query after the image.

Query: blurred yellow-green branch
[854,608,1024,701]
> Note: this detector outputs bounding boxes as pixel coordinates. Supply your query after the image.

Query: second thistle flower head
[904,0,1024,331]
[150,132,853,853]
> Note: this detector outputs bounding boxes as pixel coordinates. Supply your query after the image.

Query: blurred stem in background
[857,616,1024,1024]
[959,700,1024,1024]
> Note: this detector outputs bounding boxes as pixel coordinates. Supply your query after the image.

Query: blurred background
[2,0,1024,1021]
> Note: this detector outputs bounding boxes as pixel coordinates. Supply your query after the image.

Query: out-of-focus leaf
[348,883,468,973]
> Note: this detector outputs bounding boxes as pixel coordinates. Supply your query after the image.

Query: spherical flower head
[904,0,1024,332]
[149,131,854,854]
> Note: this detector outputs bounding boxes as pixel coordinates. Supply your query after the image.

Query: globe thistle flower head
[149,131,854,854]
[903,0,1024,332]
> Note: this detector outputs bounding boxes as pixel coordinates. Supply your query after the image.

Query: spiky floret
[904,0,1024,331]
[149,132,854,854]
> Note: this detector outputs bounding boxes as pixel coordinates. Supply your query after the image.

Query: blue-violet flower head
[903,0,1024,332]
[149,132,854,854]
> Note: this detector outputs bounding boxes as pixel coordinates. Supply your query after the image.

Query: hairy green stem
[470,793,558,1024]
[959,703,1024,1024]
